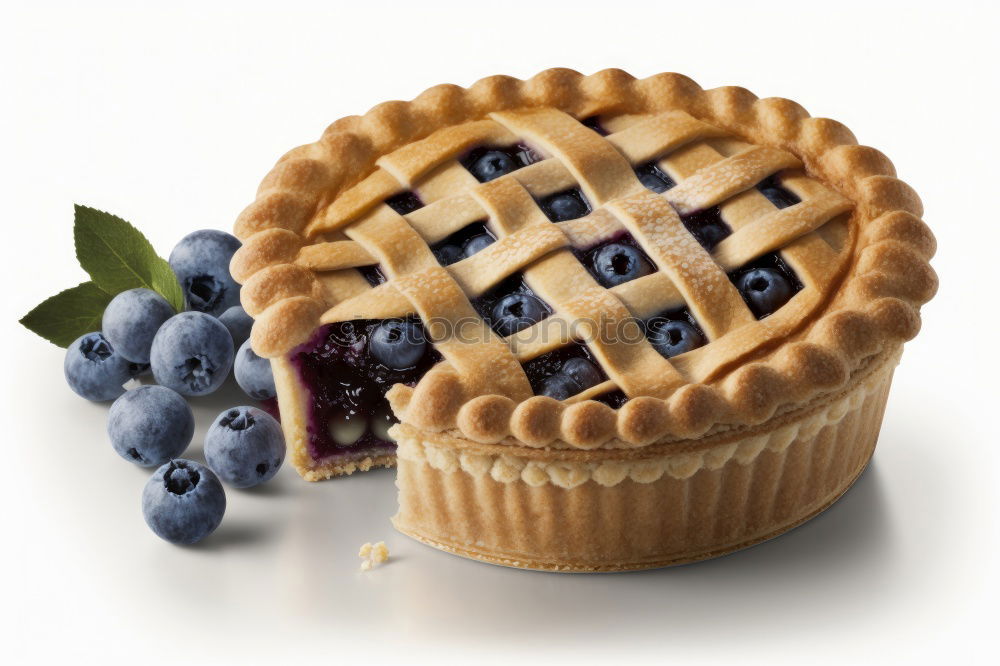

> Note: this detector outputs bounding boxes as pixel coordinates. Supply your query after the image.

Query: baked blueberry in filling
[645,308,706,359]
[593,390,629,408]
[635,162,676,193]
[473,275,551,337]
[730,253,802,319]
[356,264,387,287]
[578,233,655,288]
[539,188,591,222]
[580,116,609,136]
[461,144,541,183]
[757,174,801,209]
[681,207,732,251]
[522,343,606,400]
[385,191,423,215]
[430,221,496,266]
[290,317,440,460]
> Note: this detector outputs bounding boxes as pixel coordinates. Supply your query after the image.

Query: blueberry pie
[231,69,937,570]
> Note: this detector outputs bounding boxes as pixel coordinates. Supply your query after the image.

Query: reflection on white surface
[0,293,989,666]
[4,348,982,663]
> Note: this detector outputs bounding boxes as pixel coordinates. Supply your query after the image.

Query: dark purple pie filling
[681,206,732,252]
[757,175,801,209]
[385,191,423,215]
[580,116,609,136]
[430,220,496,266]
[290,318,441,461]
[521,343,607,400]
[356,264,387,287]
[593,390,628,408]
[634,161,677,193]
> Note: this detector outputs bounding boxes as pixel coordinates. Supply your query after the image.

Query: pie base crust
[391,346,898,571]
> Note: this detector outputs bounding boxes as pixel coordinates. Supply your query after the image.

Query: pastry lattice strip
[293,108,853,401]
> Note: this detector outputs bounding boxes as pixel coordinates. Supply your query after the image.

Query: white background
[2,2,997,664]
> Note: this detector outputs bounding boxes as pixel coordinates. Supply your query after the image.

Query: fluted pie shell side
[391,347,898,571]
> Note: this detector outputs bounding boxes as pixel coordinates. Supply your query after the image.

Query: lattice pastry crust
[231,68,936,452]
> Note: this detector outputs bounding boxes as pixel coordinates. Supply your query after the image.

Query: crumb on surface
[358,541,389,571]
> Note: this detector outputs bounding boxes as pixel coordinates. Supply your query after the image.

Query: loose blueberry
[101,288,175,364]
[234,338,276,401]
[469,150,517,182]
[540,373,580,401]
[463,234,495,257]
[168,230,242,316]
[204,407,285,488]
[591,243,654,287]
[491,292,547,336]
[219,305,254,350]
[142,459,226,545]
[107,385,193,467]
[737,267,794,318]
[561,357,602,391]
[541,190,589,221]
[648,319,705,358]
[433,244,465,266]
[368,320,427,370]
[150,312,235,396]
[64,332,134,401]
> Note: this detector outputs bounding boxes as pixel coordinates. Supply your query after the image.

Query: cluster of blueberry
[286,144,808,458]
[461,144,799,329]
[62,229,286,545]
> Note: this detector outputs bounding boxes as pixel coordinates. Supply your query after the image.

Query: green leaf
[19,282,114,347]
[73,205,185,312]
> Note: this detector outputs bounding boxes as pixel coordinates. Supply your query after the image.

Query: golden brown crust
[300,454,395,483]
[233,68,937,454]
[391,346,898,485]
[394,347,896,570]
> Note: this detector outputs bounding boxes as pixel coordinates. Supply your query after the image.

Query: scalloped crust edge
[391,345,900,487]
[231,68,937,450]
